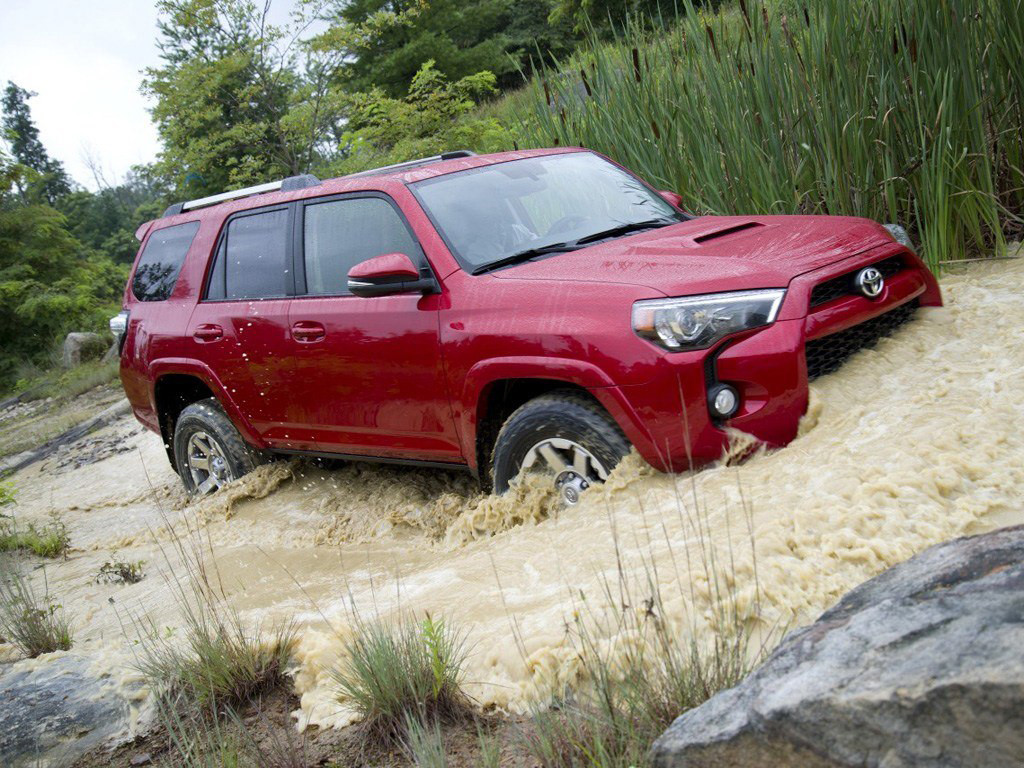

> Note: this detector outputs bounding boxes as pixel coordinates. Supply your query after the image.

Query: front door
[286,193,462,462]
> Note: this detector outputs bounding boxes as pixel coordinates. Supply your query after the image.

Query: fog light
[708,384,740,419]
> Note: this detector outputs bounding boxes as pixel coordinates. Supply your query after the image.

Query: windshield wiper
[470,219,678,275]
[573,218,678,246]
[471,242,580,275]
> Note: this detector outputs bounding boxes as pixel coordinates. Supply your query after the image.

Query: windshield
[410,152,685,272]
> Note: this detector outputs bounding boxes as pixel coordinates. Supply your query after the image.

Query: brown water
[5,254,1024,733]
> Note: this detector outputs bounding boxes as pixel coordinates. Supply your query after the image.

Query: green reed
[520,0,1024,270]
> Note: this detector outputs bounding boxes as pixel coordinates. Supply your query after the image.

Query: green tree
[330,59,510,174]
[1,82,71,204]
[328,0,577,97]
[0,151,125,387]
[143,0,347,196]
[58,169,165,263]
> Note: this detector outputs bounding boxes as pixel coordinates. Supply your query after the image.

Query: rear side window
[132,221,200,301]
[206,208,290,301]
[303,197,420,296]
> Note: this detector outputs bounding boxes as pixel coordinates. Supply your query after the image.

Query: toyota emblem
[855,266,884,299]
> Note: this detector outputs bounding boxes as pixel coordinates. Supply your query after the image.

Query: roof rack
[345,150,477,179]
[162,173,321,217]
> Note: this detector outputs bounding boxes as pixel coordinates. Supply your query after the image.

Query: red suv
[112,148,941,503]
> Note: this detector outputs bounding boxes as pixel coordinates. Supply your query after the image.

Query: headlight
[632,289,785,351]
[882,223,915,253]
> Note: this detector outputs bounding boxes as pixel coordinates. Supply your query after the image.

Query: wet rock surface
[651,524,1024,768]
[0,653,142,767]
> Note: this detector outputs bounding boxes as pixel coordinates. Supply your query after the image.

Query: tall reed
[521,0,1024,269]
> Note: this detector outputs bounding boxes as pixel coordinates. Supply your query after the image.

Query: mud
[3,254,1023,745]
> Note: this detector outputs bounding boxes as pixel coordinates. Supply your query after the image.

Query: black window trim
[293,190,434,300]
[201,202,297,303]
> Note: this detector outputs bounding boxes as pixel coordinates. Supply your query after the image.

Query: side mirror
[348,252,437,298]
[658,190,684,209]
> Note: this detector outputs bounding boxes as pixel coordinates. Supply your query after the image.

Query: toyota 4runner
[112,148,941,503]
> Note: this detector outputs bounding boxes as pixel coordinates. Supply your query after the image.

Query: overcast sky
[0,1,300,192]
[0,1,164,190]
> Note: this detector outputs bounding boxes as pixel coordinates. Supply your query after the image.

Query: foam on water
[4,255,1024,734]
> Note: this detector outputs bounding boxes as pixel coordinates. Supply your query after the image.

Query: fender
[148,358,268,449]
[457,356,655,472]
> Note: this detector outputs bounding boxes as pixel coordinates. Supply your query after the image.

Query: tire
[491,390,630,501]
[173,398,264,495]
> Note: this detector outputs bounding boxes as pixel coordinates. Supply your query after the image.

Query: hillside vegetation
[1,0,1021,393]
[517,0,1024,270]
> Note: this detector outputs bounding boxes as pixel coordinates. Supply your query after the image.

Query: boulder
[651,525,1024,768]
[0,653,143,767]
[62,332,108,368]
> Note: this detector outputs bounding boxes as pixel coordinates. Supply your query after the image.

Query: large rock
[0,652,143,767]
[62,331,108,367]
[651,525,1024,768]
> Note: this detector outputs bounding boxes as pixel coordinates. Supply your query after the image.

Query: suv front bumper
[590,246,942,473]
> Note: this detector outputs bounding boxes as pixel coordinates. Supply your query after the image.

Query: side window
[206,208,290,301]
[303,197,420,296]
[132,221,200,301]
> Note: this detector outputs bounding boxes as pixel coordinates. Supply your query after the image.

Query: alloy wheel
[521,437,610,505]
[185,430,234,494]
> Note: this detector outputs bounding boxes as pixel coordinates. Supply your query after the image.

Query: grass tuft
[333,612,473,745]
[404,713,449,768]
[0,555,73,657]
[0,512,71,559]
[133,526,296,710]
[477,722,502,768]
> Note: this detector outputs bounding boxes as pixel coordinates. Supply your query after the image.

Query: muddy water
[5,255,1024,734]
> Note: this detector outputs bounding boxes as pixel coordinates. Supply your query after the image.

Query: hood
[491,215,895,296]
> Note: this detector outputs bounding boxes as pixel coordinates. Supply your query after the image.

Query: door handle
[193,324,223,342]
[291,321,326,343]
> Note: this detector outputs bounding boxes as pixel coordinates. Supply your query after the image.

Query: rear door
[286,192,462,462]
[186,204,312,449]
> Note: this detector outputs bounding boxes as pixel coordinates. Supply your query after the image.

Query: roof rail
[162,173,321,217]
[345,150,476,179]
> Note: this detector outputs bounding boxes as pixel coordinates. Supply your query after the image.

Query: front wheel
[491,391,630,503]
[173,398,263,495]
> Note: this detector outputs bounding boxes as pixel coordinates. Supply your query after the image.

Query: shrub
[0,556,73,657]
[95,556,146,585]
[332,612,472,745]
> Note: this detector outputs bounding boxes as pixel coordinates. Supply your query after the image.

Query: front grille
[805,300,917,380]
[809,255,906,308]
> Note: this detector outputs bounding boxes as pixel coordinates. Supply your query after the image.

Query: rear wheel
[491,391,630,503]
[173,398,263,495]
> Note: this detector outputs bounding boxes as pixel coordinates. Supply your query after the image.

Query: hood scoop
[693,221,764,244]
